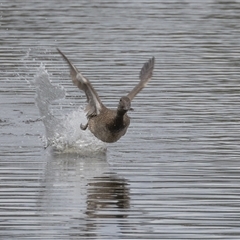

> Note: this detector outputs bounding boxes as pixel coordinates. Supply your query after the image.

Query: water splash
[32,64,106,154]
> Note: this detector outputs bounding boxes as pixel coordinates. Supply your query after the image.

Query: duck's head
[117,96,131,113]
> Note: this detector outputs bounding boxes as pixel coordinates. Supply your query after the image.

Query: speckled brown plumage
[57,48,155,143]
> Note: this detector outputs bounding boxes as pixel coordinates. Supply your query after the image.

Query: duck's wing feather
[57,48,103,118]
[127,57,155,101]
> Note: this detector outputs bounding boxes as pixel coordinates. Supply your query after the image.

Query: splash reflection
[38,151,130,238]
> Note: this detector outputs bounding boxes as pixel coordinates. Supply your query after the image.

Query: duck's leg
[80,122,89,130]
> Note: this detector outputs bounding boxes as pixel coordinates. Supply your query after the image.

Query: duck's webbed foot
[80,122,89,130]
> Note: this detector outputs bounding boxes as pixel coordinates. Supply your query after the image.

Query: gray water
[1,0,240,239]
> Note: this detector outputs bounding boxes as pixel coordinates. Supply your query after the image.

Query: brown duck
[57,48,155,143]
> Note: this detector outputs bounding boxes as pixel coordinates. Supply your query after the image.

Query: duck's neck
[112,110,127,128]
[107,110,127,132]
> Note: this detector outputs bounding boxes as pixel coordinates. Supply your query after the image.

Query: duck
[57,48,155,143]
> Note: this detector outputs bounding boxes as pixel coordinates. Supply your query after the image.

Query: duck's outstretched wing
[127,57,155,101]
[57,48,103,118]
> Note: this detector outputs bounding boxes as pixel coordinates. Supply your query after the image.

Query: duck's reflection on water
[86,174,130,219]
[73,173,130,238]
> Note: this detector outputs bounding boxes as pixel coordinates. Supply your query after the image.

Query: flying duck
[57,48,155,143]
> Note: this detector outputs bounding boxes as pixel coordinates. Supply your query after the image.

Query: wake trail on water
[31,64,106,154]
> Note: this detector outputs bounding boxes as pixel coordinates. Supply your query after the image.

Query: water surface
[1,0,240,239]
